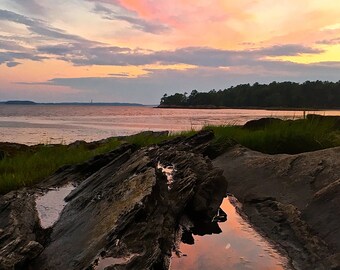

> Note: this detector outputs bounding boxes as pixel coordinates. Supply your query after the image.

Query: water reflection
[171,197,289,270]
[35,184,76,229]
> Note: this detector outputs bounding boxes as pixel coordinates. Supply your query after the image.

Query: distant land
[159,80,340,110]
[0,101,145,106]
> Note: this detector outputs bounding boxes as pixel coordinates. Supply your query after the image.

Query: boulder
[243,117,283,130]
[213,145,340,269]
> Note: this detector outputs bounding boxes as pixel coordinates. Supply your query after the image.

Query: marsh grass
[205,117,340,154]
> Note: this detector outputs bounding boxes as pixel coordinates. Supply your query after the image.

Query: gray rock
[213,145,340,269]
[0,190,42,269]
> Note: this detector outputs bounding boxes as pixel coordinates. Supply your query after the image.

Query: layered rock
[0,131,227,270]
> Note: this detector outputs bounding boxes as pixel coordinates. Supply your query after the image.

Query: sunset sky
[1,0,340,104]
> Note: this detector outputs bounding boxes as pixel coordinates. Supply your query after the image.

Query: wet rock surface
[0,131,227,270]
[214,145,340,269]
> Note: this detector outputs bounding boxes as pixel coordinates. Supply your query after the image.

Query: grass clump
[0,138,121,194]
[124,130,197,146]
[124,132,171,147]
[205,117,340,154]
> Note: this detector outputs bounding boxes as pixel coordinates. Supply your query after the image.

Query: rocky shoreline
[0,124,339,269]
[214,146,340,269]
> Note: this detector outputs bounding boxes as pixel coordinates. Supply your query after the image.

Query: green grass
[124,130,197,146]
[0,138,121,194]
[205,118,340,154]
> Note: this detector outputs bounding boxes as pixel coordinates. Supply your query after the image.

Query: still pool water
[171,197,290,270]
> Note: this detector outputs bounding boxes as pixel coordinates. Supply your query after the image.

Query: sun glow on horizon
[271,44,340,64]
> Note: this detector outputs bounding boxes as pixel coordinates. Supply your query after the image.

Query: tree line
[159,81,340,109]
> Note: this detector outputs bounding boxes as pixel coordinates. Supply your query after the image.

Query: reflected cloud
[171,197,288,270]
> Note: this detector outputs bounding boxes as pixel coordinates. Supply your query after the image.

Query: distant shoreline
[156,105,340,111]
[0,101,145,106]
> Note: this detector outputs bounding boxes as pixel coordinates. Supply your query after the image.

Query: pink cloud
[92,0,340,49]
[91,0,248,32]
[115,0,239,27]
[104,0,252,48]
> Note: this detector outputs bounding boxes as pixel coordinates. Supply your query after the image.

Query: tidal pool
[171,196,290,270]
[35,183,76,229]
[93,254,137,270]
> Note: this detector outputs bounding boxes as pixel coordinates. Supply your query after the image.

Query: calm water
[0,105,339,145]
[171,197,290,270]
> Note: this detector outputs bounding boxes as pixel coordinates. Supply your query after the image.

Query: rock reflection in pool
[171,196,290,270]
